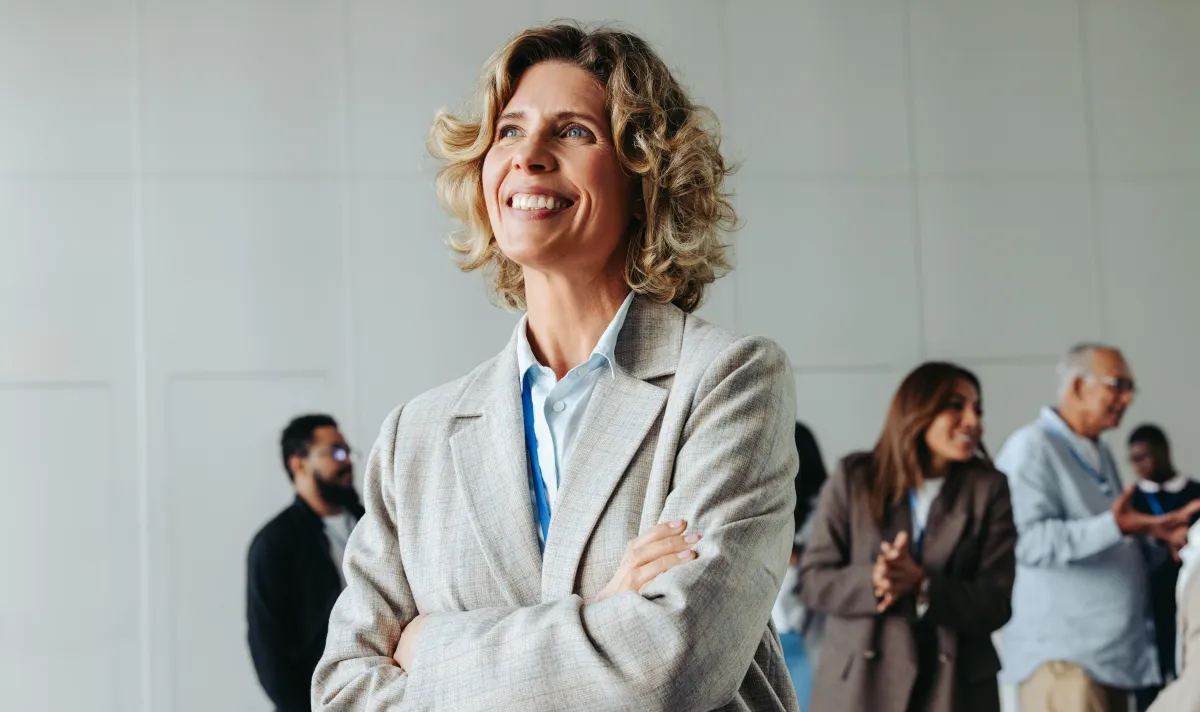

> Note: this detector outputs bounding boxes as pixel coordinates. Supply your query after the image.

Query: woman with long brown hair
[799,362,1017,712]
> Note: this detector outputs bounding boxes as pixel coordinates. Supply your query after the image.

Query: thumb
[894,531,909,550]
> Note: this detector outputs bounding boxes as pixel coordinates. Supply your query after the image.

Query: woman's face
[481,61,634,277]
[923,379,983,467]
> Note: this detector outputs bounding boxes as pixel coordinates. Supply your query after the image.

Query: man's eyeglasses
[1086,374,1137,395]
[313,445,354,463]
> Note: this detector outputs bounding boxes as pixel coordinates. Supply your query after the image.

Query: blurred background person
[996,344,1183,712]
[800,362,1017,712]
[247,414,363,712]
[1128,423,1200,710]
[773,421,830,707]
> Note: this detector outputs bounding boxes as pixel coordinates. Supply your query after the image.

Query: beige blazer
[311,296,800,711]
[1149,566,1200,712]
[799,453,1017,712]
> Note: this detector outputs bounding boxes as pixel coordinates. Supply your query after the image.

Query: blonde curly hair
[427,22,735,313]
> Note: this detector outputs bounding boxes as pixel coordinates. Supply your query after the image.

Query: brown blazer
[799,452,1016,712]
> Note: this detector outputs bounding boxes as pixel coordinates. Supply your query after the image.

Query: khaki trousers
[1019,662,1129,712]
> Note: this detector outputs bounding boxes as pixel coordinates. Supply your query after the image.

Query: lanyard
[908,489,927,558]
[1048,428,1115,497]
[1144,491,1165,516]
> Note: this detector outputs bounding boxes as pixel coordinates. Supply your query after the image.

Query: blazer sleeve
[247,534,311,712]
[1148,573,1200,712]
[997,432,1123,567]
[922,473,1017,635]
[796,460,881,618]
[310,405,415,709]
[351,336,798,712]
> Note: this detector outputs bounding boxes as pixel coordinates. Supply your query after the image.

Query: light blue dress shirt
[516,291,636,540]
[996,406,1159,689]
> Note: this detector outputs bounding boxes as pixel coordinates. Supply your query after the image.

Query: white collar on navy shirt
[1137,474,1189,494]
[516,290,636,381]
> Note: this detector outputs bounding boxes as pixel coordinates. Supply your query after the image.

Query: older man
[997,344,1179,712]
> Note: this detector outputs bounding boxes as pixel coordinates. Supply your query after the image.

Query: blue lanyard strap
[908,489,927,558]
[1144,491,1165,516]
[521,370,551,552]
[1047,428,1115,497]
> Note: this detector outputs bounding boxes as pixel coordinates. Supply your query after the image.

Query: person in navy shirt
[1129,423,1200,711]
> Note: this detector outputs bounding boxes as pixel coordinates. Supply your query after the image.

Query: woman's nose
[512,136,556,173]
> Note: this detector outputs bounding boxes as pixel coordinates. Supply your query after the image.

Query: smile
[507,192,574,211]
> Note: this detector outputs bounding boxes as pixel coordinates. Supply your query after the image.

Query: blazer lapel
[448,337,544,607]
[920,471,969,573]
[539,297,681,599]
[539,369,667,599]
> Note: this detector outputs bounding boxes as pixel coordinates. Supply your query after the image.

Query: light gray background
[2,1,1198,710]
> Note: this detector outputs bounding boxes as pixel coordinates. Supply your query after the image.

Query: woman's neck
[926,456,950,481]
[523,268,630,380]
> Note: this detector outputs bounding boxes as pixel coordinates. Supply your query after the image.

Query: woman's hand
[874,532,926,612]
[592,520,701,604]
[393,613,429,672]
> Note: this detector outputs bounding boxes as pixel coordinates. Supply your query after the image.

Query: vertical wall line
[337,0,360,442]
[1076,0,1108,341]
[901,0,929,362]
[129,0,153,709]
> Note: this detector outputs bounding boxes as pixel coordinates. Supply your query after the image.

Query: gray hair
[1057,342,1120,400]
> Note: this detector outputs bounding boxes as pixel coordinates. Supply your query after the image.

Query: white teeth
[510,193,569,211]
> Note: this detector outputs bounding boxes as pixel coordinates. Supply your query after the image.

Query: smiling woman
[311,22,800,712]
[799,362,1017,712]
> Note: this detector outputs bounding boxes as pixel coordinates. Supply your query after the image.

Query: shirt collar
[1138,474,1189,494]
[1040,407,1097,447]
[516,291,636,381]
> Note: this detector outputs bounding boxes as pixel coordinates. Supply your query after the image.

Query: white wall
[2,1,1197,710]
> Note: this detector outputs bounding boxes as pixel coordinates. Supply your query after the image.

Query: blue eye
[498,125,521,139]
[563,125,591,138]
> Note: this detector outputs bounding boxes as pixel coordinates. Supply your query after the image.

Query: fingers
[872,556,889,594]
[893,531,909,552]
[634,548,698,592]
[630,520,689,550]
[876,592,896,613]
[630,530,702,569]
[1164,502,1200,527]
[620,520,702,594]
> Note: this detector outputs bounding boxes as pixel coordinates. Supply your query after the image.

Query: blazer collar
[447,294,682,604]
[613,295,685,381]
[452,294,685,419]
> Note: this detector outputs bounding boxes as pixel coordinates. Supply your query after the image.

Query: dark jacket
[799,453,1017,712]
[247,495,363,712]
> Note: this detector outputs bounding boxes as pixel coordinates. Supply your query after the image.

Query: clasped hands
[872,531,927,613]
[392,520,701,672]
[1112,485,1200,560]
